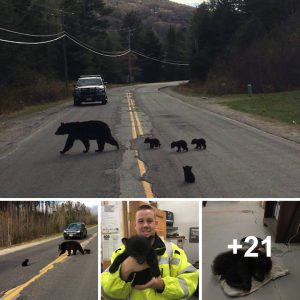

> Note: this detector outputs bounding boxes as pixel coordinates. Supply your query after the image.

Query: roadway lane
[0,227,97,300]
[0,92,122,197]
[127,83,300,197]
[0,82,299,197]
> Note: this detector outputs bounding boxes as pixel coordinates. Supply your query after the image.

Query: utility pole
[127,28,136,83]
[61,11,68,96]
[127,28,132,83]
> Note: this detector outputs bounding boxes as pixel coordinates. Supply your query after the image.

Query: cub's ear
[121,238,128,245]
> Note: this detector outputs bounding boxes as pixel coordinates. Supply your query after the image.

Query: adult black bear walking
[55,120,119,154]
[58,241,85,256]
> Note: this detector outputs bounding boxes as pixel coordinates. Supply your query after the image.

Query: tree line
[0,201,97,247]
[189,0,300,93]
[0,0,299,106]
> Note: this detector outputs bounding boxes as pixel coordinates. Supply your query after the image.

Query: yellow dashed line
[127,92,154,198]
[3,254,68,300]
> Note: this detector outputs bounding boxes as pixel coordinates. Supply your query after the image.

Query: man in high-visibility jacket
[101,204,199,299]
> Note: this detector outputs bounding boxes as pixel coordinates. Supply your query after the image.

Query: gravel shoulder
[0,101,70,157]
[161,87,300,144]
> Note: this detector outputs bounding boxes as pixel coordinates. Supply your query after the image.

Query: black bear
[109,235,160,286]
[55,120,119,154]
[21,259,29,267]
[212,248,272,291]
[144,137,161,149]
[191,138,207,150]
[58,241,85,256]
[171,140,188,152]
[183,166,195,183]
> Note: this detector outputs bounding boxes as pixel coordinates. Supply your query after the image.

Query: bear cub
[55,120,119,154]
[171,140,188,152]
[144,137,161,149]
[58,241,84,256]
[191,138,207,150]
[109,235,160,286]
[212,248,272,291]
[183,166,195,183]
[21,259,29,267]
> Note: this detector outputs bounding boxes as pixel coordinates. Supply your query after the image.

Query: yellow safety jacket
[101,236,198,300]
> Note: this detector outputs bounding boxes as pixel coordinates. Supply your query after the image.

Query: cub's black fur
[109,236,160,286]
[55,120,119,154]
[84,249,91,254]
[171,140,188,152]
[58,241,84,256]
[144,137,161,149]
[21,259,29,267]
[212,248,272,291]
[183,166,195,183]
[191,138,207,150]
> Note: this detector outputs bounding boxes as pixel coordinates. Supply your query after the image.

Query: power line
[131,49,190,66]
[65,31,130,55]
[0,26,64,37]
[0,28,189,66]
[0,34,65,45]
[65,33,130,57]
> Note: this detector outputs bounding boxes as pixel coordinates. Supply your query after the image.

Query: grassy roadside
[4,98,71,119]
[174,84,300,125]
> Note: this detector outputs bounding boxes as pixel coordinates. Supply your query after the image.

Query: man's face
[135,209,157,237]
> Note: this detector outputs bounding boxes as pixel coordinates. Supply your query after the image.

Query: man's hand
[133,276,165,291]
[120,256,149,281]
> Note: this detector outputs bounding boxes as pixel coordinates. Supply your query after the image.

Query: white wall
[158,201,199,264]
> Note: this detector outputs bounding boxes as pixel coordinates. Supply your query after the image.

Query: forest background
[0,0,299,111]
[0,201,98,248]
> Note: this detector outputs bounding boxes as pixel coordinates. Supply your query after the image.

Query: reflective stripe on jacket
[101,240,198,300]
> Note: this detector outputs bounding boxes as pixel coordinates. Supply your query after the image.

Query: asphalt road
[0,82,299,197]
[0,226,98,300]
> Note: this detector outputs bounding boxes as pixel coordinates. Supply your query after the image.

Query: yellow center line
[127,94,137,139]
[3,254,68,300]
[126,92,154,198]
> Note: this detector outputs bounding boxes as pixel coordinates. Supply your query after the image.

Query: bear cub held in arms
[171,140,188,152]
[55,120,119,154]
[58,241,85,256]
[109,235,160,286]
[212,248,272,291]
[144,137,161,149]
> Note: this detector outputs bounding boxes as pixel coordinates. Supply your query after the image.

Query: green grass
[174,83,300,124]
[220,91,300,124]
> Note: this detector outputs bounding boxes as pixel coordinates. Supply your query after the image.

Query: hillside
[103,0,195,38]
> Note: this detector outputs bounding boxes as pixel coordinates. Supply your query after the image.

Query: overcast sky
[170,0,204,7]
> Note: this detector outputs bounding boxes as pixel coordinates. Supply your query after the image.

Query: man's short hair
[136,204,154,212]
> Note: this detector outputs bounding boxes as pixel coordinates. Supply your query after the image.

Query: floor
[202,201,300,300]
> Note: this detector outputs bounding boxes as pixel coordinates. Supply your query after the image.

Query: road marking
[2,234,97,300]
[126,92,154,198]
[3,254,68,300]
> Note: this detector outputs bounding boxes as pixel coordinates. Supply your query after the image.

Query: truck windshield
[77,78,103,86]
